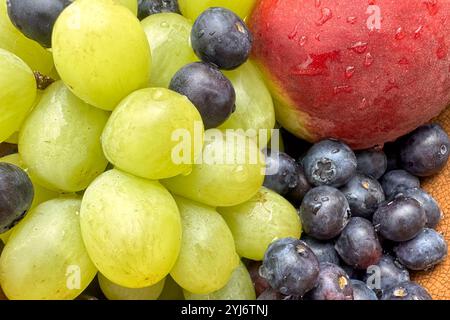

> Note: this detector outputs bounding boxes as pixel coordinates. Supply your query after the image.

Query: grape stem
[33,71,55,90]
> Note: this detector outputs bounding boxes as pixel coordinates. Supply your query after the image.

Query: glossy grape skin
[305,263,353,300]
[301,235,340,265]
[0,1,53,74]
[0,48,36,143]
[170,196,239,294]
[0,198,97,300]
[115,0,138,15]
[141,13,196,88]
[218,187,301,261]
[263,150,299,195]
[158,276,185,300]
[351,280,378,300]
[19,81,109,192]
[356,149,387,180]
[99,273,165,300]
[162,131,265,207]
[191,7,252,70]
[52,0,151,111]
[80,169,182,288]
[183,262,256,300]
[400,188,442,228]
[220,61,275,147]
[380,170,420,200]
[138,0,180,20]
[102,88,204,180]
[178,0,257,21]
[6,0,72,48]
[0,163,34,233]
[381,281,432,300]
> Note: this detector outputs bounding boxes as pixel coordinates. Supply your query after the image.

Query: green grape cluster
[178,0,257,21]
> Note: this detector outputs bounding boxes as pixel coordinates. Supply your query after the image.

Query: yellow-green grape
[220,61,275,148]
[5,132,18,145]
[141,13,197,88]
[184,262,256,300]
[170,196,239,294]
[158,276,185,300]
[0,1,53,74]
[102,88,204,180]
[0,49,36,143]
[162,131,265,207]
[80,169,182,288]
[218,187,302,261]
[114,0,138,15]
[0,153,58,211]
[0,198,97,300]
[52,0,150,111]
[179,0,257,21]
[0,229,11,244]
[19,81,109,192]
[98,273,165,300]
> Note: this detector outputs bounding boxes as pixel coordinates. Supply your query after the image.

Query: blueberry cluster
[257,123,449,300]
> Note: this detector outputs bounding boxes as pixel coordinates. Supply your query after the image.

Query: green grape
[218,187,302,261]
[5,132,18,145]
[220,61,275,148]
[114,0,138,15]
[98,273,165,300]
[0,229,11,244]
[0,153,59,212]
[19,81,109,192]
[162,131,265,207]
[158,276,185,300]
[184,262,256,300]
[170,196,239,294]
[0,1,53,74]
[102,88,204,180]
[0,198,97,300]
[80,169,182,288]
[141,13,197,88]
[0,49,36,143]
[178,0,257,21]
[52,0,151,111]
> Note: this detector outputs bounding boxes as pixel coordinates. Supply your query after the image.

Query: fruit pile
[0,0,448,301]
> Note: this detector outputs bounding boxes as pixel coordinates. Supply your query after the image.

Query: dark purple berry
[257,288,285,300]
[340,174,385,220]
[301,235,340,265]
[285,162,312,206]
[263,150,300,195]
[384,142,400,171]
[299,186,350,240]
[380,170,420,200]
[0,163,34,233]
[191,7,252,70]
[381,281,432,300]
[356,149,387,179]
[169,62,235,129]
[350,280,378,300]
[400,188,442,228]
[335,217,382,269]
[363,254,410,294]
[260,238,319,297]
[305,263,353,300]
[280,129,313,160]
[399,124,450,177]
[246,260,270,297]
[137,0,180,20]
[303,139,357,187]
[394,228,448,271]
[372,196,426,242]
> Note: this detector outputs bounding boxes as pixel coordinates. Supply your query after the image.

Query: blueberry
[356,149,387,179]
[301,235,340,265]
[299,186,350,240]
[340,174,385,220]
[363,254,410,294]
[372,196,426,242]
[0,163,34,233]
[381,281,432,300]
[379,170,420,200]
[400,188,442,228]
[339,264,361,280]
[169,62,236,129]
[303,139,357,188]
[257,288,285,300]
[6,0,72,48]
[350,280,378,300]
[285,161,312,206]
[394,228,448,271]
[137,0,180,20]
[305,263,353,300]
[246,260,270,297]
[260,238,320,297]
[263,150,300,195]
[399,124,450,177]
[190,7,252,70]
[335,217,382,269]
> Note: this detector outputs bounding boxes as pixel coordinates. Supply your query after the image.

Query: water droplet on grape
[333,85,353,94]
[299,35,308,46]
[160,21,169,28]
[364,52,374,67]
[395,27,406,40]
[414,26,423,39]
[316,7,333,26]
[349,41,369,54]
